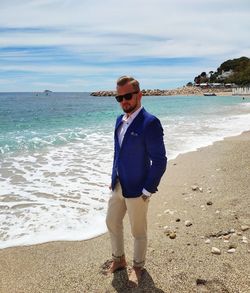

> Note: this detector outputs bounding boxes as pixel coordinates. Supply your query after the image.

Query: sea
[0,92,250,249]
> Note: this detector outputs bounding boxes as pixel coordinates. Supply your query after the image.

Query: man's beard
[122,103,137,114]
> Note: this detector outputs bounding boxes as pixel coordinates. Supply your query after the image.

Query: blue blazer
[111,108,167,197]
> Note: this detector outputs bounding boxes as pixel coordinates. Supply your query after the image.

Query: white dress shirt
[117,106,151,197]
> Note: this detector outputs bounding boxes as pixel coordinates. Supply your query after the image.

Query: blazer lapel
[114,115,123,151]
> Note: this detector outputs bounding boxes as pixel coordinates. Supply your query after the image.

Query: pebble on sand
[223,235,231,240]
[185,220,192,227]
[205,239,211,244]
[169,232,176,239]
[241,225,249,231]
[191,185,199,191]
[227,248,236,253]
[242,236,248,243]
[211,247,221,255]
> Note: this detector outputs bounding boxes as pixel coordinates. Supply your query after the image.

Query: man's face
[116,82,141,114]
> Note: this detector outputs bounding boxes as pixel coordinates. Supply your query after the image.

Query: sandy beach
[0,131,250,293]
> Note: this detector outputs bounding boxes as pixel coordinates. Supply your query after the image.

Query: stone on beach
[211,247,221,255]
[227,248,236,253]
[191,185,199,191]
[241,225,249,231]
[223,234,231,240]
[169,232,177,239]
[185,220,192,227]
[242,236,248,243]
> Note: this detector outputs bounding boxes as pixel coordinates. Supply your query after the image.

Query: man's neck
[126,105,142,117]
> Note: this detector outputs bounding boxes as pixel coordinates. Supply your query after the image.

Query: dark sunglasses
[115,91,139,102]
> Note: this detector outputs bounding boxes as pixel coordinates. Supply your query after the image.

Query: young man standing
[106,76,167,287]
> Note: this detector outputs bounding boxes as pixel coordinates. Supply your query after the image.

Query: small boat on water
[203,93,216,96]
[44,90,53,96]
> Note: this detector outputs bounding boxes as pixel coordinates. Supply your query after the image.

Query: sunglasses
[115,91,139,102]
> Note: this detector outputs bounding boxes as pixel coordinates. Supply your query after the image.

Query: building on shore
[232,87,250,95]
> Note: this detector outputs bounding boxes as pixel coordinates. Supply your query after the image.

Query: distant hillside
[193,57,250,86]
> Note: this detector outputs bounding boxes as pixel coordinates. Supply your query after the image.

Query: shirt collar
[122,106,143,123]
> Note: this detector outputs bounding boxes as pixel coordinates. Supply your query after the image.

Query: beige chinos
[106,181,149,268]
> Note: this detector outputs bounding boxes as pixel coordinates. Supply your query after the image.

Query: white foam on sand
[163,104,250,160]
[0,130,113,249]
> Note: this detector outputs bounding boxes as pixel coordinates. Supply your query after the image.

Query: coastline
[0,131,250,292]
[90,86,235,97]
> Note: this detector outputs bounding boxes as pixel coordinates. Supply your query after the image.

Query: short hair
[116,75,140,92]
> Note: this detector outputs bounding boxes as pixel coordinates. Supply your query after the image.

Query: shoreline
[0,131,250,292]
[1,126,250,250]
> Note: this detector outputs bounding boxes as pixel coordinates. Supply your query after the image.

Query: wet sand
[0,132,250,293]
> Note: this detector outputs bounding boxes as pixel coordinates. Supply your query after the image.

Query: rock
[215,210,220,214]
[185,220,192,227]
[237,231,243,236]
[242,236,248,243]
[241,225,249,231]
[169,232,176,239]
[209,229,235,238]
[229,244,237,249]
[223,235,231,240]
[207,201,213,205]
[196,279,207,285]
[163,226,171,234]
[164,209,175,215]
[199,187,203,192]
[176,218,181,222]
[227,248,236,253]
[205,239,211,244]
[191,185,199,191]
[211,247,221,255]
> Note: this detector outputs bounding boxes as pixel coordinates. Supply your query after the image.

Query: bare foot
[109,258,127,273]
[128,267,143,288]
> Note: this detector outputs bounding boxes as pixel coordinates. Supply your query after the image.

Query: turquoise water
[0,92,248,154]
[0,92,249,249]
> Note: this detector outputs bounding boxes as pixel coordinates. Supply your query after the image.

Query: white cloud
[0,0,249,90]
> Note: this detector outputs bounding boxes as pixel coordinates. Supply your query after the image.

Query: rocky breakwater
[90,86,232,97]
[91,86,204,97]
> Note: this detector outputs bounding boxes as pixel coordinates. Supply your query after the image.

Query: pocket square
[130,131,138,136]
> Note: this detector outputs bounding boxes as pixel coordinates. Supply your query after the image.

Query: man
[106,76,167,287]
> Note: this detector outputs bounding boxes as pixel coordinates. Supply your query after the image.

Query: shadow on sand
[112,268,166,293]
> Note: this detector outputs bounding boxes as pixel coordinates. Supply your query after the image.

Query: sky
[0,0,250,92]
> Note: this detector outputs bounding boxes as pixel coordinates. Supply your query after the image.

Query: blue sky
[0,0,249,91]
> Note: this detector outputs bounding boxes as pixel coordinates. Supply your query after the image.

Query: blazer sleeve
[143,118,167,193]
